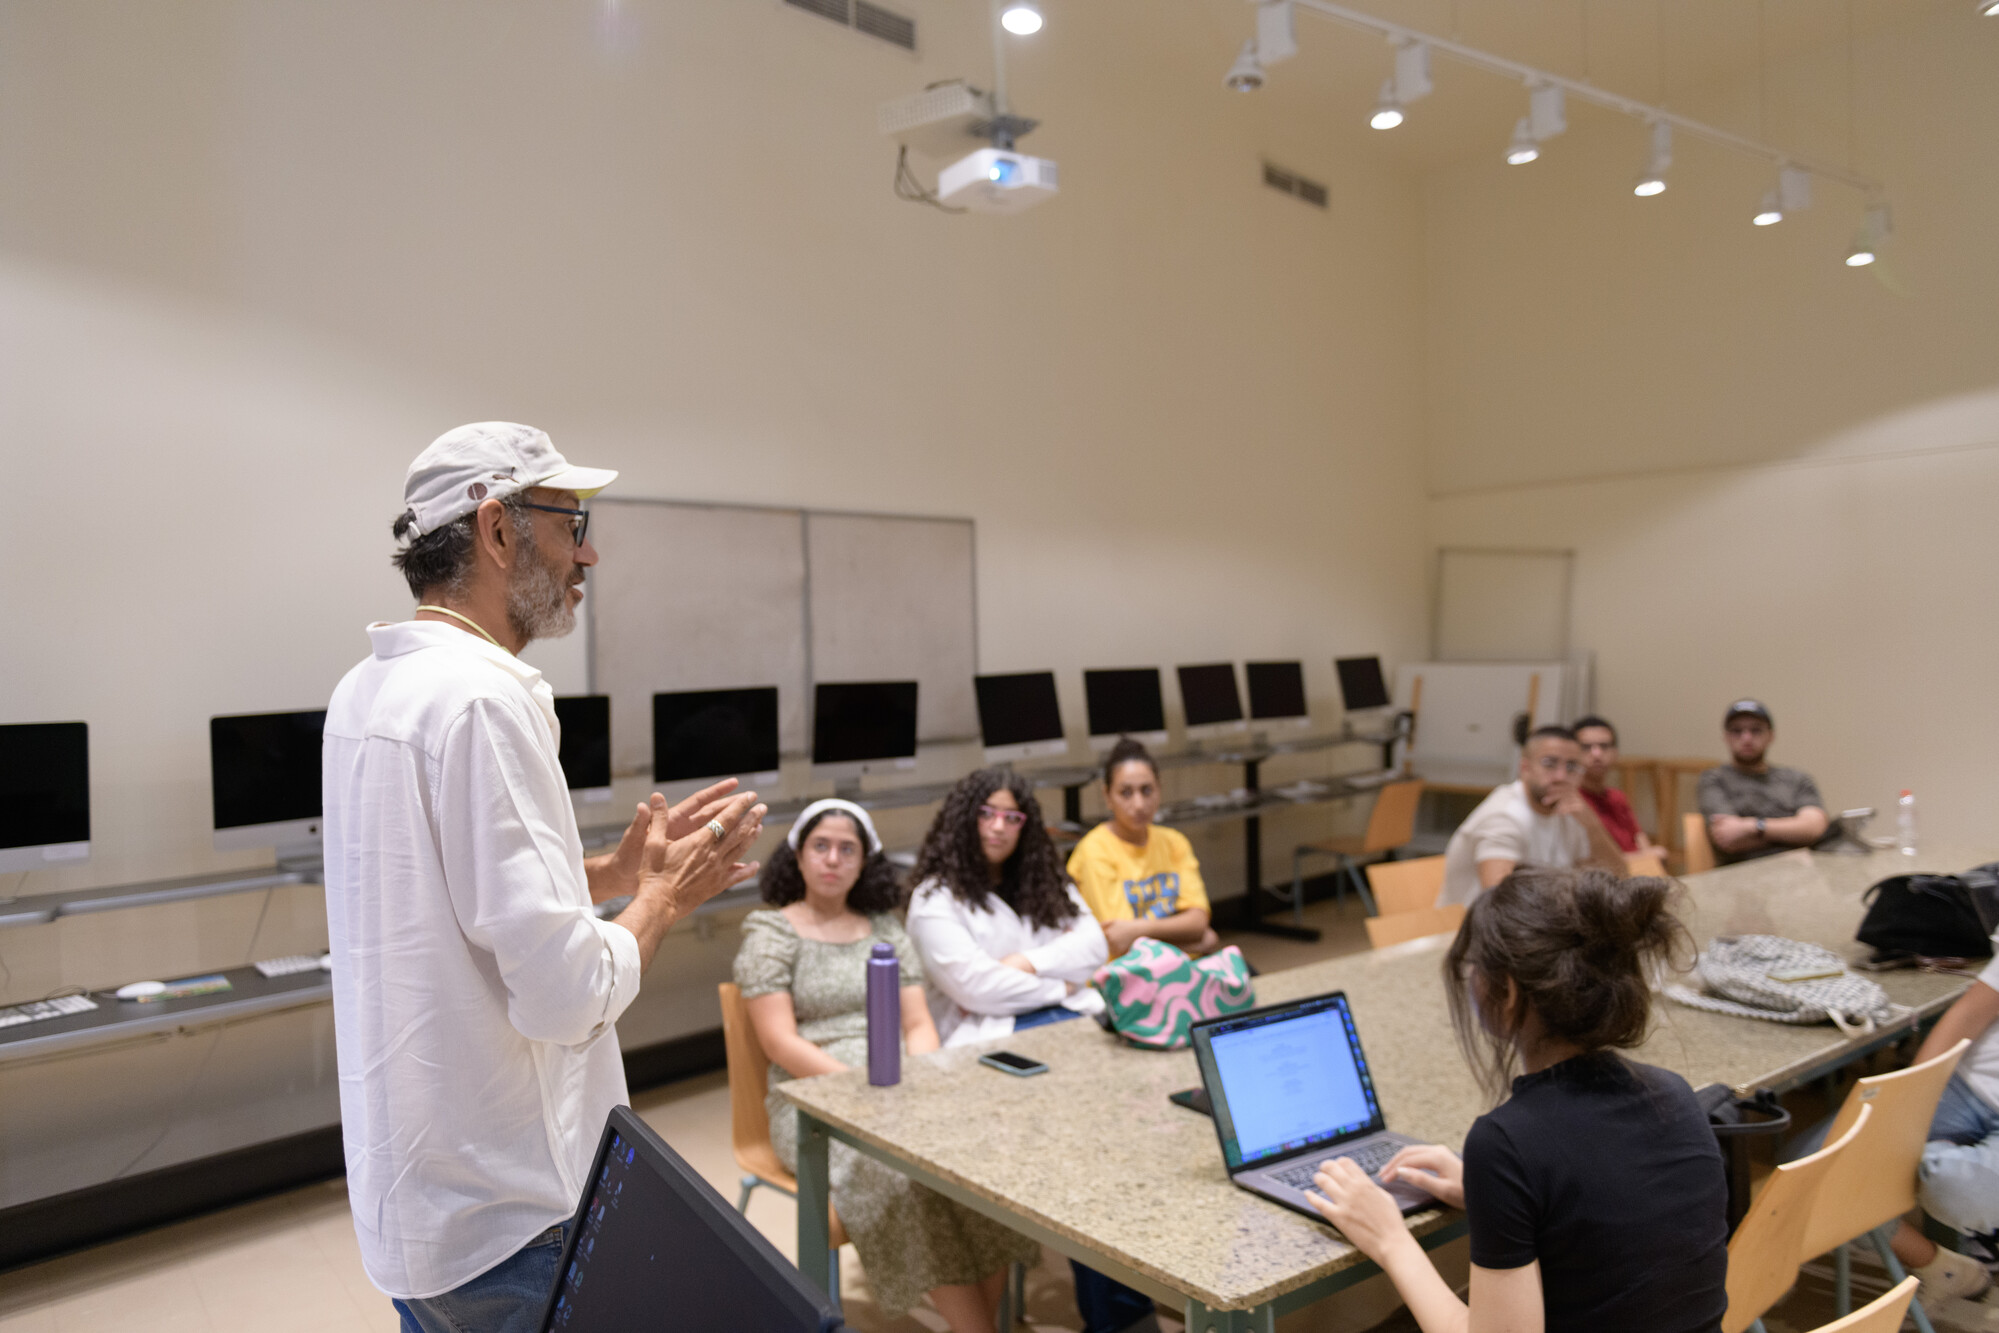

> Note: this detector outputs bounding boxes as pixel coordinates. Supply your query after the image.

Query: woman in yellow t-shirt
[1066,737,1221,959]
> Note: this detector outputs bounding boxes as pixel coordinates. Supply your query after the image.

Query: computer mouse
[115,981,166,1000]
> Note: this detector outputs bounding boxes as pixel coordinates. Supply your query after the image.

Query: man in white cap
[323,423,768,1332]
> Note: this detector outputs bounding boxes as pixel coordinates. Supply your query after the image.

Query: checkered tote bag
[1665,935,1898,1035]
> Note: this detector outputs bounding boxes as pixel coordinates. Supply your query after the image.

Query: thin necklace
[415,605,505,651]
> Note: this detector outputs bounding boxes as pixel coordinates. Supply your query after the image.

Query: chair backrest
[1803,1275,1919,1333]
[718,982,777,1165]
[1361,781,1426,854]
[1365,855,1448,915]
[1365,904,1466,950]
[1624,850,1667,878]
[1799,1037,1972,1259]
[1723,1103,1872,1333]
[1682,812,1717,873]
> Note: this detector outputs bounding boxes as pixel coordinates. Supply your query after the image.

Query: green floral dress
[733,909,1037,1313]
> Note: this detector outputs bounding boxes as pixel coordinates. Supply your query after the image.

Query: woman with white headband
[734,799,1035,1331]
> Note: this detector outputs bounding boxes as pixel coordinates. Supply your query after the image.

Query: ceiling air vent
[1263,163,1328,209]
[783,0,917,51]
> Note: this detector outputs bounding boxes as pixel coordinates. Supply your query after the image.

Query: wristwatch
[1755,817,1767,837]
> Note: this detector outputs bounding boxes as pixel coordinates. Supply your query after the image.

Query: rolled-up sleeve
[436,698,640,1047]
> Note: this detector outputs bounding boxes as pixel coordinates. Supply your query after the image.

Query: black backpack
[1856,863,1999,961]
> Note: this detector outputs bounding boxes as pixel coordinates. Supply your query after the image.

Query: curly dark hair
[759,808,904,914]
[910,768,1078,930]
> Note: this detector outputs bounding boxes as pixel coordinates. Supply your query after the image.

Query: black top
[1463,1052,1728,1333]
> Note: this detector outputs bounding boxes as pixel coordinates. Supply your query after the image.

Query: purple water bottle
[866,942,900,1087]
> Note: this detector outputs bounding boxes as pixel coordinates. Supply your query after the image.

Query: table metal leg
[1183,1299,1277,1332]
[796,1111,834,1296]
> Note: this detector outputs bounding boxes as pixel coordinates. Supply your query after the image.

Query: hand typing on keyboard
[1302,1145,1465,1261]
[1375,1144,1465,1209]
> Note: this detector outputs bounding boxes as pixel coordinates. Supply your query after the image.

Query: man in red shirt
[1573,715,1662,861]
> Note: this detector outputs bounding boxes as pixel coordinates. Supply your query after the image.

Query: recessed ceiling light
[1000,2,1042,36]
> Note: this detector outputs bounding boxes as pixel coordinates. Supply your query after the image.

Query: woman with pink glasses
[905,767,1109,1048]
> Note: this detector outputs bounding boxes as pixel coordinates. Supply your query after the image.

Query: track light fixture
[1370,80,1404,129]
[1754,166,1812,226]
[1846,202,1892,267]
[1257,2,1299,64]
[1224,38,1265,92]
[1979,0,1999,16]
[999,1,1042,35]
[1753,191,1783,226]
[1506,118,1539,165]
[1633,120,1672,196]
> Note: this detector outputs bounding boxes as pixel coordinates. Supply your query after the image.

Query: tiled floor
[0,891,1949,1330]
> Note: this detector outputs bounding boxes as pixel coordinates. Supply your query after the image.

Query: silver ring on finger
[706,819,727,843]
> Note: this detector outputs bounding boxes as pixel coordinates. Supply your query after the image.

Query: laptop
[538,1105,845,1332]
[1190,990,1436,1220]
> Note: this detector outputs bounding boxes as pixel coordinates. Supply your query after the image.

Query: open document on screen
[1210,1006,1374,1164]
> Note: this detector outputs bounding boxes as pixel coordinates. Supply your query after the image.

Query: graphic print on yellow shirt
[1066,823,1209,925]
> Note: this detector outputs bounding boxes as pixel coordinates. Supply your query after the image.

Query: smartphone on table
[979,1050,1049,1077]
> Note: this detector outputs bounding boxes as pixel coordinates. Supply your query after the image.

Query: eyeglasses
[1530,755,1585,776]
[523,503,590,548]
[806,838,861,861]
[978,804,1028,829]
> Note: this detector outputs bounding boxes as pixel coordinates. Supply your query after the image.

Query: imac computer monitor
[553,695,613,803]
[0,721,91,873]
[653,687,781,789]
[974,671,1068,763]
[1177,663,1246,740]
[811,681,919,782]
[1335,657,1393,713]
[538,1105,843,1333]
[211,710,326,856]
[1245,661,1311,730]
[1082,668,1169,749]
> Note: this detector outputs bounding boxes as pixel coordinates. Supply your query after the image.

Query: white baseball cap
[402,422,618,537]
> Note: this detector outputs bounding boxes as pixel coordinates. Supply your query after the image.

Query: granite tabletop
[778,846,1987,1311]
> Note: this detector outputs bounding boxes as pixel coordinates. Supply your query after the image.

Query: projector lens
[988,158,1021,185]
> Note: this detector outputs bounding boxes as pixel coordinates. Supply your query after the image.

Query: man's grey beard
[506,532,578,645]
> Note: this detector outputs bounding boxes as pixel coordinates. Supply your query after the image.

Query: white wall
[1422,6,1999,844]
[0,1,1431,998]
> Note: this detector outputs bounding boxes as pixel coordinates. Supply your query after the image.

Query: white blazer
[904,876,1109,1048]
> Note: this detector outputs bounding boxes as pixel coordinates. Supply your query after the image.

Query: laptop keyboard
[1269,1139,1399,1191]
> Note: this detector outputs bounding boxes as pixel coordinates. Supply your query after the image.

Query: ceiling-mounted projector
[936,147,1059,214]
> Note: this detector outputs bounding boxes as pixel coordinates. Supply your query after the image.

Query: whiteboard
[585,499,978,775]
[1393,661,1568,774]
[807,513,979,743]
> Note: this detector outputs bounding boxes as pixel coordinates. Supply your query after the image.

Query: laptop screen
[540,1107,840,1332]
[1194,992,1385,1171]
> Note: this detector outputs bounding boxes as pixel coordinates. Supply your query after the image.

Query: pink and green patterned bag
[1090,938,1256,1049]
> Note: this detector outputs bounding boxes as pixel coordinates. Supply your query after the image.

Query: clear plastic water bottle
[866,942,901,1086]
[1897,790,1918,857]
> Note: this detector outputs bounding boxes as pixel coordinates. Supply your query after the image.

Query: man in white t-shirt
[1436,726,1629,907]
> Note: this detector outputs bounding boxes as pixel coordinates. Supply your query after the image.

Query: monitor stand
[831,777,866,801]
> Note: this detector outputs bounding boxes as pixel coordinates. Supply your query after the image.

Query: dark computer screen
[0,722,90,851]
[653,687,781,783]
[1245,661,1309,721]
[553,696,612,791]
[812,681,918,765]
[541,1108,839,1332]
[1082,668,1166,737]
[209,711,325,830]
[1335,657,1392,711]
[1176,663,1244,728]
[973,672,1064,748]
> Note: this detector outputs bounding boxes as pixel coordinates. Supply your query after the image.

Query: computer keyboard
[1269,1139,1399,1191]
[255,954,330,979]
[0,994,99,1029]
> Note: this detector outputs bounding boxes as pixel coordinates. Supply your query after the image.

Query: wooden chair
[1291,780,1426,920]
[1723,1102,1872,1333]
[1803,1276,1919,1333]
[1364,904,1466,950]
[1625,850,1668,878]
[1801,1039,1972,1331]
[1363,855,1448,916]
[718,984,849,1290]
[1683,812,1717,873]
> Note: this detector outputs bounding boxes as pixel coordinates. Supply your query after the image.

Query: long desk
[780,846,1982,1330]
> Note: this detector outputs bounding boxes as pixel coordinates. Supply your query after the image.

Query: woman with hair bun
[1066,737,1219,959]
[905,767,1109,1048]
[1307,868,1728,1333]
[735,799,1036,1331]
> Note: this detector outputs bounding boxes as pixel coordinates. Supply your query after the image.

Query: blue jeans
[1014,1004,1082,1031]
[1920,1073,1999,1237]
[1070,1258,1157,1333]
[394,1224,568,1333]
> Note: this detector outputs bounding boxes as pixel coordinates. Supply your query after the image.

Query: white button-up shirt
[904,877,1107,1047]
[323,620,641,1299]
